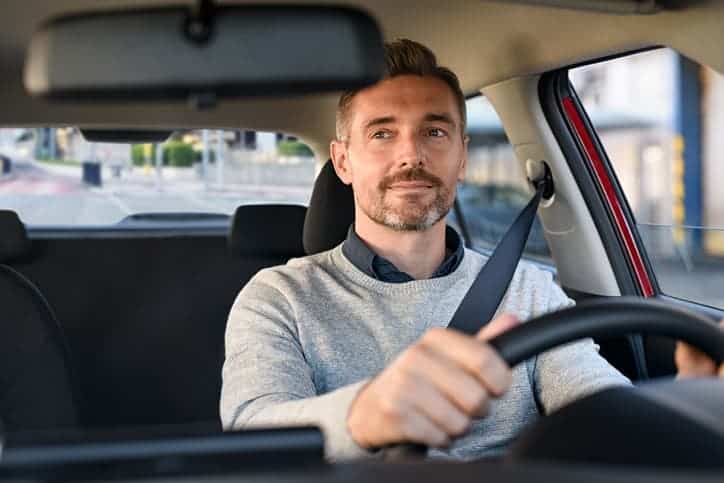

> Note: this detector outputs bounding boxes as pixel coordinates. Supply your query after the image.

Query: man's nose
[396,131,424,169]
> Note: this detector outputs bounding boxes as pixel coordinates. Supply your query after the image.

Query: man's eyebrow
[362,116,396,130]
[362,113,457,131]
[424,113,456,126]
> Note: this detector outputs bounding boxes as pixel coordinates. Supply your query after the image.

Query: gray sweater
[221,245,630,461]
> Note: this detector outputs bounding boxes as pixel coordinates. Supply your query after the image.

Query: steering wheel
[386,296,724,464]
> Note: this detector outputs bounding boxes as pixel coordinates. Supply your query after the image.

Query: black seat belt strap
[448,168,552,335]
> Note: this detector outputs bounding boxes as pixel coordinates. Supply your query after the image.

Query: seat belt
[447,165,553,335]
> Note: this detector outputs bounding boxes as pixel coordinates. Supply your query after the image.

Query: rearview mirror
[24,5,384,105]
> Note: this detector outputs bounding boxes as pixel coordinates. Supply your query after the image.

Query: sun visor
[24,5,384,105]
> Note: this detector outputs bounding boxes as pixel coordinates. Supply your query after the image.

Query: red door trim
[562,96,654,297]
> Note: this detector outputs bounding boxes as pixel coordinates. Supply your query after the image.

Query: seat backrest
[0,210,31,264]
[229,204,307,259]
[302,160,354,255]
[0,211,79,432]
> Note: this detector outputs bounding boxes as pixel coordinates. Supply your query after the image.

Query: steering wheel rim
[490,296,724,367]
[384,296,724,460]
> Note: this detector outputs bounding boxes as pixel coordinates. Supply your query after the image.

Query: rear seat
[229,204,307,259]
[1,204,306,430]
[0,210,79,432]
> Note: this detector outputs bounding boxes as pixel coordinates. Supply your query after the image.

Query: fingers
[348,380,451,448]
[394,406,451,448]
[419,327,512,397]
[402,344,491,418]
[348,356,473,449]
[401,374,472,440]
[675,341,717,378]
[675,318,724,378]
[476,313,520,342]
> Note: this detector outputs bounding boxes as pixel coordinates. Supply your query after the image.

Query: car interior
[1,0,724,482]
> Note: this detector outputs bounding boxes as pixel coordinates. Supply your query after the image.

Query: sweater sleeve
[532,273,632,415]
[220,271,374,461]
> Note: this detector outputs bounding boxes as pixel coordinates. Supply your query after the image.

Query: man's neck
[354,211,447,280]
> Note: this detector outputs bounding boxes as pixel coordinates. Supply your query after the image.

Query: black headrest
[303,160,355,255]
[228,204,307,258]
[0,211,31,263]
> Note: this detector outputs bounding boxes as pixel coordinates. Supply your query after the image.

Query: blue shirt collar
[341,224,465,282]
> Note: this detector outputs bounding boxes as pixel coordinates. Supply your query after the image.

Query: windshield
[0,128,315,226]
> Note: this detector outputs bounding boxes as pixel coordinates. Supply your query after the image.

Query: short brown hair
[335,39,466,141]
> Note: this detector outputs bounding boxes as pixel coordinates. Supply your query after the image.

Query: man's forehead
[350,75,461,126]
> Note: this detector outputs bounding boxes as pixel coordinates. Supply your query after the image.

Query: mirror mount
[185,0,215,45]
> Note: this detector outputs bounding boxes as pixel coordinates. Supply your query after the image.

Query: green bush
[278,140,313,157]
[131,144,147,166]
[132,142,212,168]
[163,141,194,168]
[165,142,195,167]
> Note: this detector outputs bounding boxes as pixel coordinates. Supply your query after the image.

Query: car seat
[0,210,79,432]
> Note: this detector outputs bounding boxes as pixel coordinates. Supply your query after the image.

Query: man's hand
[346,314,519,450]
[675,319,724,378]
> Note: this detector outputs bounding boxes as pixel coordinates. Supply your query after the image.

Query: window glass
[570,49,724,309]
[450,96,551,263]
[0,129,314,226]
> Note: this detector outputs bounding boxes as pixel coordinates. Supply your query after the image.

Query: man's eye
[427,127,447,137]
[371,131,391,139]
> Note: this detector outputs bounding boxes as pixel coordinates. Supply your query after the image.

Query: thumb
[476,313,520,342]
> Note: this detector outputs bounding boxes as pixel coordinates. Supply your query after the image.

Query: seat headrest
[228,204,307,258]
[303,160,355,255]
[0,211,31,263]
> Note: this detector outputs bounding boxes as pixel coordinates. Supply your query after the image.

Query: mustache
[379,167,443,190]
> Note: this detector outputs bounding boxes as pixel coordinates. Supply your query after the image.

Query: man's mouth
[388,181,434,190]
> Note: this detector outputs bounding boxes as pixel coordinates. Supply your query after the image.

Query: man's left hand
[675,319,724,378]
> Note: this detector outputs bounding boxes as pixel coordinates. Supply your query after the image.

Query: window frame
[456,93,555,269]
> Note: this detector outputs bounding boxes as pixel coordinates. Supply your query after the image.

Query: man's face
[331,75,468,231]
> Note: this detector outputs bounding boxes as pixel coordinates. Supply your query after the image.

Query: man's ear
[457,135,470,182]
[330,139,353,185]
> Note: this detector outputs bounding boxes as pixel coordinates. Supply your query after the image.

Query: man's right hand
[346,314,519,449]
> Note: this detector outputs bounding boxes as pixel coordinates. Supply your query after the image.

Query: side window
[450,96,552,263]
[570,48,724,309]
[0,129,314,226]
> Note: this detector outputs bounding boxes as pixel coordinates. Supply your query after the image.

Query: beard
[359,166,453,232]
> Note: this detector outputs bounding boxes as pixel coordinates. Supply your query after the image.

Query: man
[221,39,723,461]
